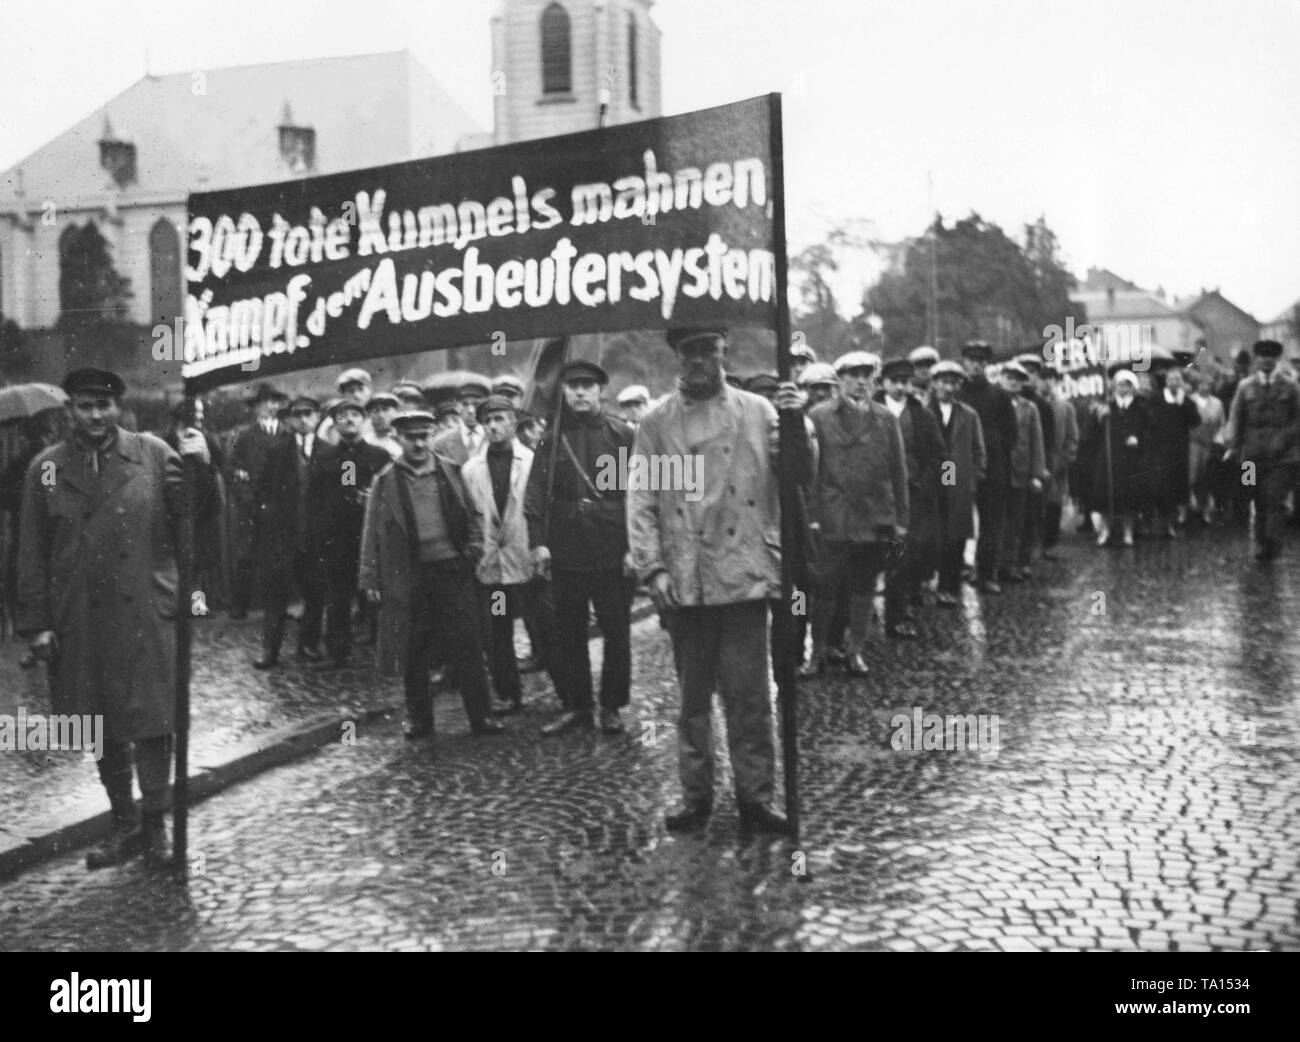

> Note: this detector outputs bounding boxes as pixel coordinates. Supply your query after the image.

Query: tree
[864,212,1085,358]
[0,317,33,379]
[789,241,857,362]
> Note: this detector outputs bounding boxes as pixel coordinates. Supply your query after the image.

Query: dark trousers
[517,579,554,667]
[323,544,361,663]
[261,547,325,658]
[936,538,966,595]
[975,482,1009,581]
[552,568,632,713]
[231,557,256,616]
[1044,500,1064,549]
[404,559,491,731]
[1254,463,1296,550]
[1018,488,1044,567]
[98,735,172,815]
[1002,487,1028,575]
[812,540,887,653]
[885,535,929,627]
[668,600,774,808]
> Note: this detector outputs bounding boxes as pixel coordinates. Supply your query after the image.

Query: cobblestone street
[2,523,1298,951]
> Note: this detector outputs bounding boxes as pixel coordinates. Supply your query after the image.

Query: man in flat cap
[17,368,211,869]
[526,359,636,735]
[959,341,1018,594]
[252,394,326,668]
[630,327,811,836]
[360,411,505,740]
[1222,339,1300,560]
[927,361,986,606]
[308,398,392,670]
[789,341,817,385]
[227,382,289,618]
[433,376,491,466]
[492,374,527,412]
[391,381,428,413]
[876,357,943,635]
[317,368,375,446]
[998,361,1048,581]
[364,391,403,461]
[907,345,941,407]
[463,395,558,713]
[801,351,908,675]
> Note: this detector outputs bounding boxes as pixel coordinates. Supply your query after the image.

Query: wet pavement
[1,521,1297,951]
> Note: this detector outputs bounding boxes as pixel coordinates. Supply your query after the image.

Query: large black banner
[182,96,776,392]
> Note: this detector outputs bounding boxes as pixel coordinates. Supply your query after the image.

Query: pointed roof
[0,51,485,210]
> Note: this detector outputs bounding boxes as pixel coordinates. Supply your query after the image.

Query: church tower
[491,0,662,145]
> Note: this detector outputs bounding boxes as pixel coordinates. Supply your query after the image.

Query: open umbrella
[0,382,67,422]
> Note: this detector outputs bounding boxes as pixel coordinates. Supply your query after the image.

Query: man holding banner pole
[629,326,810,837]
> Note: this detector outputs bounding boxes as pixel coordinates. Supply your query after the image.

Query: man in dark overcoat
[927,361,986,606]
[17,368,209,869]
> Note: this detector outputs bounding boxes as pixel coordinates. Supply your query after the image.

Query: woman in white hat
[1086,368,1152,546]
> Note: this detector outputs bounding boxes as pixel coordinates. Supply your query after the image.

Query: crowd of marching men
[4,326,1298,852]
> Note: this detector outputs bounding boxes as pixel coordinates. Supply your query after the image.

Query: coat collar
[57,426,143,498]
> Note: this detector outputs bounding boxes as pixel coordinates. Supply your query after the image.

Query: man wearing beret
[359,411,504,740]
[927,361,986,605]
[629,327,812,836]
[252,395,327,668]
[526,359,636,735]
[463,396,557,713]
[433,376,491,466]
[876,357,943,635]
[17,368,211,869]
[227,382,289,618]
[959,341,1018,594]
[309,399,392,670]
[1222,339,1300,560]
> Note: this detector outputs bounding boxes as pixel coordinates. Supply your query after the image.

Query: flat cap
[433,401,461,422]
[288,394,321,411]
[456,375,492,399]
[365,391,400,410]
[880,358,915,381]
[790,342,817,362]
[666,326,727,351]
[907,345,941,366]
[960,340,994,360]
[335,367,372,389]
[798,362,840,387]
[1001,361,1030,380]
[833,350,881,374]
[390,382,426,404]
[492,374,526,396]
[391,410,438,430]
[617,384,650,405]
[744,373,780,395]
[560,359,609,386]
[63,367,126,397]
[1253,339,1284,358]
[1015,352,1045,373]
[930,360,965,380]
[476,394,517,422]
[328,397,367,420]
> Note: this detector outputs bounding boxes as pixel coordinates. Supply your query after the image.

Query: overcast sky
[2,0,1297,319]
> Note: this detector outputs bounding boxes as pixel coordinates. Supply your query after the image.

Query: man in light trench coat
[17,368,210,869]
[628,327,811,837]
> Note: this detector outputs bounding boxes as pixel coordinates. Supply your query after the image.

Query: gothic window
[149,218,181,325]
[541,3,572,94]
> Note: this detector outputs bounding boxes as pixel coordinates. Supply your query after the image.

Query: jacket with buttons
[628,383,811,607]
[807,395,909,542]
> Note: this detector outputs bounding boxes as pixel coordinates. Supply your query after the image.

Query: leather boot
[141,811,176,870]
[87,800,142,870]
[737,801,792,836]
[664,803,711,832]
